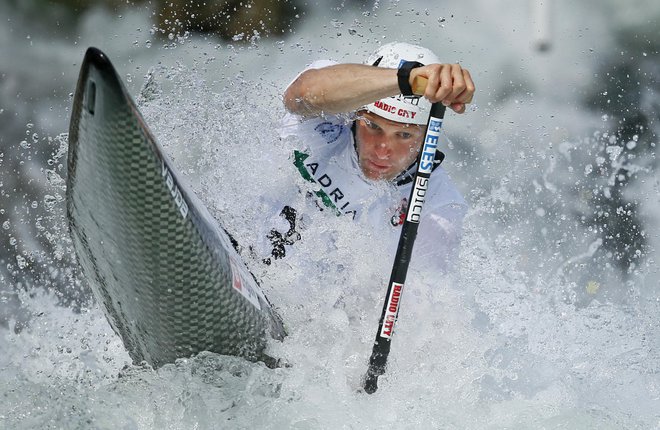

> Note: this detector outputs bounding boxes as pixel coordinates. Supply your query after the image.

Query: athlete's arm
[283,63,474,117]
[283,64,399,116]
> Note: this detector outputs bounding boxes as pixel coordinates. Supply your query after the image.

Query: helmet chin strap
[394,148,445,186]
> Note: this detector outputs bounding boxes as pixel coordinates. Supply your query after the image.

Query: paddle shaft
[363,102,447,394]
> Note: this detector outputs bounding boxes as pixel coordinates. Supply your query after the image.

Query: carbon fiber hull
[66,47,285,368]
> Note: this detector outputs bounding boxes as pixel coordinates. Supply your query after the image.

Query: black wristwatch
[397,61,424,96]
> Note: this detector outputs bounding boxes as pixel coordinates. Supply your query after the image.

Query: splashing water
[1,1,659,428]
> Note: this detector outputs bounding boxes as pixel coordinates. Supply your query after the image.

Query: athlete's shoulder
[279,59,353,146]
[426,165,468,209]
[278,110,353,148]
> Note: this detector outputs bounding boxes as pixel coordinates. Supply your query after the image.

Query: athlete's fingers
[450,102,466,114]
[421,65,442,103]
[448,64,467,101]
[455,69,475,104]
[417,64,474,108]
[450,70,475,108]
[435,64,453,105]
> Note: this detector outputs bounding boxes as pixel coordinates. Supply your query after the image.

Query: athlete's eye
[398,132,413,139]
[368,121,381,130]
[358,116,381,131]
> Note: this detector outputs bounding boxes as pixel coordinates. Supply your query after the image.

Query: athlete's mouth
[366,159,391,171]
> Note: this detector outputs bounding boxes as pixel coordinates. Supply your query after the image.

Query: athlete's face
[355,111,425,181]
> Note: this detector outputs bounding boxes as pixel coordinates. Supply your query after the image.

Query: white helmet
[363,42,441,125]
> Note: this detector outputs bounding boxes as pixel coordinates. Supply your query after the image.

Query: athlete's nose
[374,139,392,159]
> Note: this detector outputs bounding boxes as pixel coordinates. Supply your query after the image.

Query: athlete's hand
[410,63,475,114]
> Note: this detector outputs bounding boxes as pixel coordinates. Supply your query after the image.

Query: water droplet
[44,195,58,211]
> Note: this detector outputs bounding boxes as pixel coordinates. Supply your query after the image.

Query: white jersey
[258,60,467,274]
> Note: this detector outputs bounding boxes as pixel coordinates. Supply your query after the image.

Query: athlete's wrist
[397,61,424,96]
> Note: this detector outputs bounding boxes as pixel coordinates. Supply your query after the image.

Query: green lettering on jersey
[293,150,341,216]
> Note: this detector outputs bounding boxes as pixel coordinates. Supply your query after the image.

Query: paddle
[363,77,447,394]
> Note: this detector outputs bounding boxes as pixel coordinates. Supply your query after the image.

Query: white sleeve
[278,59,346,142]
[411,203,467,275]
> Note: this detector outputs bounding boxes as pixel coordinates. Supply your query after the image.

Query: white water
[1,1,659,428]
